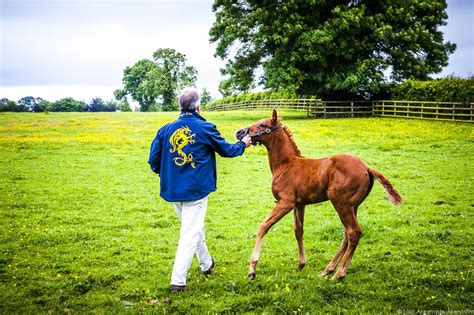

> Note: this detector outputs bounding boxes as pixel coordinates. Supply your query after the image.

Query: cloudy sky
[1,0,473,103]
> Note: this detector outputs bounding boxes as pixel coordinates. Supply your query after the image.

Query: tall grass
[0,111,472,313]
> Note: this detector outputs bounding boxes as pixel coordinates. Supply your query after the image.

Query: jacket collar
[179,111,206,121]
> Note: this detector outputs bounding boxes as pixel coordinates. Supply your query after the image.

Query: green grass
[0,111,473,313]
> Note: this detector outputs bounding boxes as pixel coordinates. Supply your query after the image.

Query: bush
[391,76,474,103]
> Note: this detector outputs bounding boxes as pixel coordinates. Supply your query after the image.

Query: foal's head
[236,109,282,145]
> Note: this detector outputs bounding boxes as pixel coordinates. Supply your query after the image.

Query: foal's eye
[259,123,266,128]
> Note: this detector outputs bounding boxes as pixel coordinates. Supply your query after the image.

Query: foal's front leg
[248,200,294,279]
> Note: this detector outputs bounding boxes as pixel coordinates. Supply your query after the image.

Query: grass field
[0,111,473,313]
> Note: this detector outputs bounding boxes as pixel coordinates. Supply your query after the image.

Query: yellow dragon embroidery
[169,126,196,168]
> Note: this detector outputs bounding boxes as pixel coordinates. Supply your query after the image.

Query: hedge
[391,77,474,103]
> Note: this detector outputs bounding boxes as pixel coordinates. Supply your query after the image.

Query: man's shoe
[170,285,187,293]
[203,259,215,276]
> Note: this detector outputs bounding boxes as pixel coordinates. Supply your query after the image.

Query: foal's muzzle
[235,126,249,141]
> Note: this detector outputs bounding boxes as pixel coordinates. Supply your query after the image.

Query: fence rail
[372,101,473,123]
[205,99,473,123]
[205,99,318,112]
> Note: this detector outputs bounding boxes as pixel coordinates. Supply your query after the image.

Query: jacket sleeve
[148,129,163,174]
[205,123,246,157]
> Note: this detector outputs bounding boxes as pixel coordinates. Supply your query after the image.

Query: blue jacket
[148,111,246,202]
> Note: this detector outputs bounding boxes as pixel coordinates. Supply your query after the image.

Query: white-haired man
[148,88,251,292]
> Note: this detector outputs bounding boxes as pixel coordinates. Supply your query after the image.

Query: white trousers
[171,196,212,286]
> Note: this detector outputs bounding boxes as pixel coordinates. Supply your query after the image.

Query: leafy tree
[113,89,132,112]
[116,100,132,112]
[115,60,157,112]
[51,97,87,112]
[117,48,198,111]
[201,87,213,106]
[37,99,52,112]
[210,0,456,99]
[88,97,116,112]
[153,48,198,111]
[0,99,28,112]
[104,100,118,112]
[18,96,44,112]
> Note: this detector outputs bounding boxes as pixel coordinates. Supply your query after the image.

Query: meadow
[0,111,472,314]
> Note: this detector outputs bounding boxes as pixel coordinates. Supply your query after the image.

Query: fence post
[351,102,354,118]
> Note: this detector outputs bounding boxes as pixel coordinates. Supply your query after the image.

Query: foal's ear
[272,109,278,125]
[271,109,281,125]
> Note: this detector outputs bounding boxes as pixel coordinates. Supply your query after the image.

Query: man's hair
[179,88,200,112]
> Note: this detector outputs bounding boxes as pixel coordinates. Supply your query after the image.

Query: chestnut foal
[236,110,402,280]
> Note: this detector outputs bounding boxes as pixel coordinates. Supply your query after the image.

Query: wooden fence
[372,101,473,123]
[309,101,372,118]
[205,99,317,112]
[205,99,473,123]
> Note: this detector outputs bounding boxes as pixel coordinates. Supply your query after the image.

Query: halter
[248,125,283,137]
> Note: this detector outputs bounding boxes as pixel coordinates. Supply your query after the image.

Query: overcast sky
[1,0,473,103]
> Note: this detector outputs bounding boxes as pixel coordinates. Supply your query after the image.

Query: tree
[88,97,116,112]
[210,1,456,99]
[201,88,213,106]
[88,97,103,112]
[38,99,52,112]
[113,89,132,112]
[0,99,28,112]
[117,48,198,111]
[18,96,44,112]
[116,100,132,112]
[115,60,157,112]
[153,48,198,111]
[51,97,87,112]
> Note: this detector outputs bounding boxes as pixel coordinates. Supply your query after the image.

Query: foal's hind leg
[319,232,348,278]
[294,205,306,270]
[332,206,362,280]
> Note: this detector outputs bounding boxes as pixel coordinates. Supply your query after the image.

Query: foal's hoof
[248,272,256,280]
[297,263,306,271]
[331,274,345,281]
[319,271,330,278]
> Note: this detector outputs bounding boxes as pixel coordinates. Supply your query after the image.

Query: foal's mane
[282,125,302,157]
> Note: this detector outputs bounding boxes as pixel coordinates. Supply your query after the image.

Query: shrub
[391,76,474,103]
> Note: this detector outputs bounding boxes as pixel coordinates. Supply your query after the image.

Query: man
[148,88,251,292]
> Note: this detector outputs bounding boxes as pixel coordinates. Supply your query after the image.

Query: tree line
[0,96,131,113]
[1,47,213,113]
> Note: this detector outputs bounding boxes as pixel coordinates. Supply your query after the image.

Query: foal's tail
[368,168,403,205]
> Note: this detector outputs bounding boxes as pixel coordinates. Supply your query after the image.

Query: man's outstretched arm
[206,124,251,157]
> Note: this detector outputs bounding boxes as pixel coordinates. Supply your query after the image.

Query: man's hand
[241,135,252,148]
